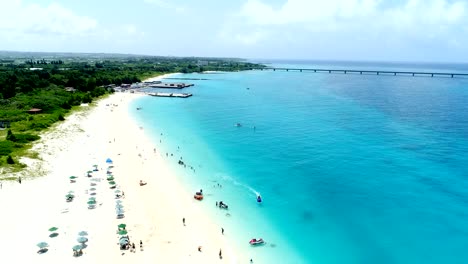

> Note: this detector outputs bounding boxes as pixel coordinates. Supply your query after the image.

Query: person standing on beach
[18,177,21,184]
[182,217,185,226]
[221,228,224,235]
[219,249,222,259]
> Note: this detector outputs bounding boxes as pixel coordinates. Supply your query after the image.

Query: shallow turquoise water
[130,62,468,263]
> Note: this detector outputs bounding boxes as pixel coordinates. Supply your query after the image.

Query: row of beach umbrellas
[37,229,89,253]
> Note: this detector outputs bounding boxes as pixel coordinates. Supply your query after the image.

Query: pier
[147,92,192,98]
[255,67,468,78]
[147,82,194,89]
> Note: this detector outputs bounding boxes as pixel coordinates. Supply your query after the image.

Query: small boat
[257,195,262,203]
[249,238,265,245]
[235,123,242,127]
[194,191,203,200]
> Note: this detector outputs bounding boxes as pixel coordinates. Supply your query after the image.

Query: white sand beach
[0,88,248,263]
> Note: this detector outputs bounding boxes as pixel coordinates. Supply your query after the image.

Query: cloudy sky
[0,0,467,62]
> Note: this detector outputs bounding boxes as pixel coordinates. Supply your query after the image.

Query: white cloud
[144,0,186,13]
[238,0,466,29]
[223,0,467,49]
[0,0,97,38]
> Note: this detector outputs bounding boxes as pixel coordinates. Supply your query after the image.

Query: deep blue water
[130,62,468,263]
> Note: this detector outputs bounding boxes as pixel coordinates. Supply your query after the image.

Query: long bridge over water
[255,67,468,78]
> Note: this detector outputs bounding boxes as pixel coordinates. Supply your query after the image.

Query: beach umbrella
[108,165,114,168]
[92,164,98,167]
[65,194,74,198]
[118,223,126,229]
[89,187,96,191]
[68,190,75,193]
[78,231,88,236]
[87,200,96,205]
[49,232,59,238]
[48,227,58,232]
[114,190,121,193]
[119,238,129,246]
[69,176,78,179]
[115,200,123,204]
[37,242,49,248]
[115,204,124,209]
[107,176,114,181]
[88,197,96,201]
[77,237,88,243]
[72,244,83,251]
[106,158,113,164]
[90,192,97,196]
[118,230,128,235]
[108,181,116,185]
[116,209,125,214]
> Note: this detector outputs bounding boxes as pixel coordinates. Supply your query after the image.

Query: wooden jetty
[148,82,194,89]
[255,67,468,78]
[148,92,192,98]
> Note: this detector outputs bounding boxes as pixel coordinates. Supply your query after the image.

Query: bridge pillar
[431,73,434,77]
[314,70,316,73]
[452,74,454,78]
[329,70,331,73]
[286,69,289,72]
[360,71,362,74]
[394,73,396,76]
[273,69,275,71]
[300,69,302,72]
[377,72,379,75]
[412,73,415,76]
[344,71,347,74]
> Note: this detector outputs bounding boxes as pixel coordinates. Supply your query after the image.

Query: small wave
[216,172,260,197]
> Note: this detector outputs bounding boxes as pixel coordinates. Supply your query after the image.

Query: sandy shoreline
[0,89,249,263]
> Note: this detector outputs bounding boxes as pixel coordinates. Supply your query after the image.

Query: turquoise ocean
[130,61,468,264]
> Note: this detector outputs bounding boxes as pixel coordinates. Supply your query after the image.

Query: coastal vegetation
[0,52,264,173]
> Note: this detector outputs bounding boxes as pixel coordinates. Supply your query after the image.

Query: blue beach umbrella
[37,242,49,248]
[72,244,83,251]
[78,231,88,236]
[77,237,88,243]
[106,158,113,164]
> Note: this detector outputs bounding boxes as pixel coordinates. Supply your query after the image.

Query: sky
[0,0,467,62]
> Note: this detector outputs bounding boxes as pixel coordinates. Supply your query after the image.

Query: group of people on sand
[73,249,83,257]
[128,240,144,253]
